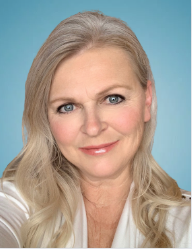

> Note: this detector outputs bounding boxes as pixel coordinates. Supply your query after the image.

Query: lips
[79,141,118,150]
[79,140,119,156]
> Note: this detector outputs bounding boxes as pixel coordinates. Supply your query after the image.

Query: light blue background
[0,0,191,191]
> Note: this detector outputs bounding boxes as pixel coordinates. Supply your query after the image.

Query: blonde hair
[2,10,189,248]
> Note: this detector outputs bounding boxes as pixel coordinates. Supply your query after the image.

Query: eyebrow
[49,84,132,105]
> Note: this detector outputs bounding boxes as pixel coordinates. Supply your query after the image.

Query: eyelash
[57,94,125,114]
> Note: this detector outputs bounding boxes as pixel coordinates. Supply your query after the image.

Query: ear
[144,80,152,122]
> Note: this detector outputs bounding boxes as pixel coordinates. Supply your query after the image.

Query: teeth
[94,148,106,153]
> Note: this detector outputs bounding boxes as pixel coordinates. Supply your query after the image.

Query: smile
[79,141,119,156]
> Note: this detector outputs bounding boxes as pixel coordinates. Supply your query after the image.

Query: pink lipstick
[79,141,119,156]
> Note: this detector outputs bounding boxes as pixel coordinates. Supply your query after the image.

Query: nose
[80,107,108,137]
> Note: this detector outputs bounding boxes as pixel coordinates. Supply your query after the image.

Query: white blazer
[0,180,191,248]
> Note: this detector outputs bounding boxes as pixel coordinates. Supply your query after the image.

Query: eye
[105,94,125,104]
[57,103,76,114]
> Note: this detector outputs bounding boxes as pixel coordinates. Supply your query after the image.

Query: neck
[80,167,132,208]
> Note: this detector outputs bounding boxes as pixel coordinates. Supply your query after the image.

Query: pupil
[65,104,73,111]
[110,96,118,103]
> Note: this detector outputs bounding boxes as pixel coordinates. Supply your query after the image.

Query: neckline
[72,181,135,248]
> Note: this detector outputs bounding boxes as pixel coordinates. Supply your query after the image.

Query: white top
[0,180,191,248]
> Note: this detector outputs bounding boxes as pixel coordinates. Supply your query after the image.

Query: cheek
[49,118,78,145]
[110,105,144,135]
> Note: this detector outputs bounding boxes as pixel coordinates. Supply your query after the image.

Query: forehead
[50,47,140,98]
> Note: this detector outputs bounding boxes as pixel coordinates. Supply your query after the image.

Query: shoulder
[166,189,191,248]
[0,179,29,247]
[0,179,29,212]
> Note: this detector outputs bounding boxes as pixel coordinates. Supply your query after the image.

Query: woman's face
[48,47,152,181]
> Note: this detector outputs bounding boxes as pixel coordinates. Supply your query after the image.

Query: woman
[0,11,191,248]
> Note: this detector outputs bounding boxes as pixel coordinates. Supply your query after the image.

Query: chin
[80,162,126,180]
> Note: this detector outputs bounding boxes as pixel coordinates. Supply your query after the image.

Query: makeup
[79,141,119,156]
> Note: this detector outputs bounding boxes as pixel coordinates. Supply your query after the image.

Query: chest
[85,207,123,248]
[87,219,118,248]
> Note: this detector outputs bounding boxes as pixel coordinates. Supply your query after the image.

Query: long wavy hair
[2,10,189,248]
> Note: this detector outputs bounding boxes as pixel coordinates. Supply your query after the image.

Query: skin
[48,46,152,210]
[48,47,152,247]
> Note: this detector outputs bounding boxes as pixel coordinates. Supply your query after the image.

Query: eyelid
[103,94,125,103]
[57,103,76,114]
[57,94,125,114]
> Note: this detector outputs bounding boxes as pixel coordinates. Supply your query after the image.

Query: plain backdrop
[0,0,191,191]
